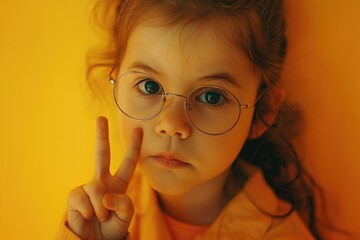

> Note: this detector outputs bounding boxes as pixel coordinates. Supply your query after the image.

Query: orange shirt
[163,212,209,240]
[57,165,315,240]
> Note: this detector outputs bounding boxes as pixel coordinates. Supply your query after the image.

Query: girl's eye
[137,79,162,95]
[197,90,225,105]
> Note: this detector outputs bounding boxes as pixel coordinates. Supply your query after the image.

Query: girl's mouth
[151,152,191,169]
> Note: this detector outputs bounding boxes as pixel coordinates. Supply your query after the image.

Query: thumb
[103,193,134,222]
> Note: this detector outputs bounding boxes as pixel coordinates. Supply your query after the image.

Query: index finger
[115,128,143,188]
[93,116,111,180]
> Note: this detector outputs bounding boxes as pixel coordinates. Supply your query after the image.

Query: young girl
[58,0,323,239]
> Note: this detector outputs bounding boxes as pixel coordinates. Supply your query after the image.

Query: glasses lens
[186,87,241,134]
[114,72,165,120]
[113,72,241,135]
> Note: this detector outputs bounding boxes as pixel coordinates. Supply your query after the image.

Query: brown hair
[86,0,323,238]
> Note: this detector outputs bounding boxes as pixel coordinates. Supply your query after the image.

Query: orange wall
[0,0,359,239]
[0,0,102,239]
[284,0,360,237]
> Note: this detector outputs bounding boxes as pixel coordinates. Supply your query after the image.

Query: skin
[67,117,142,240]
[67,20,279,239]
[118,23,260,225]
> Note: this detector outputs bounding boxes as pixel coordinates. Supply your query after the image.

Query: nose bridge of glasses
[162,92,191,112]
[164,92,187,100]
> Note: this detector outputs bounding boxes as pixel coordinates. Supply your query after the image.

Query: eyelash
[132,79,232,108]
[195,88,230,108]
[133,79,163,97]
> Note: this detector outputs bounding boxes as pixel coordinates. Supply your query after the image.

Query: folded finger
[83,181,109,222]
[103,193,134,222]
[68,187,94,220]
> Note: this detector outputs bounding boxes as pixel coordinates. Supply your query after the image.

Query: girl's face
[118,20,260,196]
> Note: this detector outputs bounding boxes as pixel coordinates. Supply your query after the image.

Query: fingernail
[98,117,105,129]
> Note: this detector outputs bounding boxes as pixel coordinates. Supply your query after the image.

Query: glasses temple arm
[109,65,117,84]
[242,88,267,109]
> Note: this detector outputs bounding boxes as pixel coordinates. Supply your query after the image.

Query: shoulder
[239,163,315,239]
[263,212,315,240]
[201,163,315,240]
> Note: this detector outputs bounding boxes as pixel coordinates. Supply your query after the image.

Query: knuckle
[84,181,106,197]
[67,186,97,221]
[96,146,110,158]
[97,150,109,158]
[68,187,90,210]
[68,187,83,203]
[76,192,90,207]
[68,187,79,198]
[125,155,137,168]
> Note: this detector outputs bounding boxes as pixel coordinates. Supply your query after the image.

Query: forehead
[120,20,259,88]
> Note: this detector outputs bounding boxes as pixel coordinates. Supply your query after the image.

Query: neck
[157,169,234,225]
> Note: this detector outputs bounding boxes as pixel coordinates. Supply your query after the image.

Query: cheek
[206,131,248,164]
[203,108,255,163]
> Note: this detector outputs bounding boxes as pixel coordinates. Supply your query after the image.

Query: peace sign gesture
[67,116,143,240]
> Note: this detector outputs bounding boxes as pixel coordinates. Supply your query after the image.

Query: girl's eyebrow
[128,61,161,76]
[200,73,242,88]
[128,61,241,88]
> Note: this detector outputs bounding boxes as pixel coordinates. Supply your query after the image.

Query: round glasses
[109,71,264,135]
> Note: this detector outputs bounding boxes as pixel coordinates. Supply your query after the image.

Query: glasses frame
[109,68,266,135]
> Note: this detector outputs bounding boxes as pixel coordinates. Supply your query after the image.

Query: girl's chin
[142,171,193,196]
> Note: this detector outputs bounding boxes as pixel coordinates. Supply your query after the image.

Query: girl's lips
[151,152,190,169]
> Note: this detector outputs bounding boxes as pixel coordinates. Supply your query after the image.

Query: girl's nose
[155,96,191,139]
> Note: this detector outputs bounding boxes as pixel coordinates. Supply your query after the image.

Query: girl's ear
[248,86,285,139]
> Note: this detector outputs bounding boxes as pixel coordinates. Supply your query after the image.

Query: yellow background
[0,0,359,239]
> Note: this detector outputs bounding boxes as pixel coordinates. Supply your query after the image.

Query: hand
[67,116,142,240]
